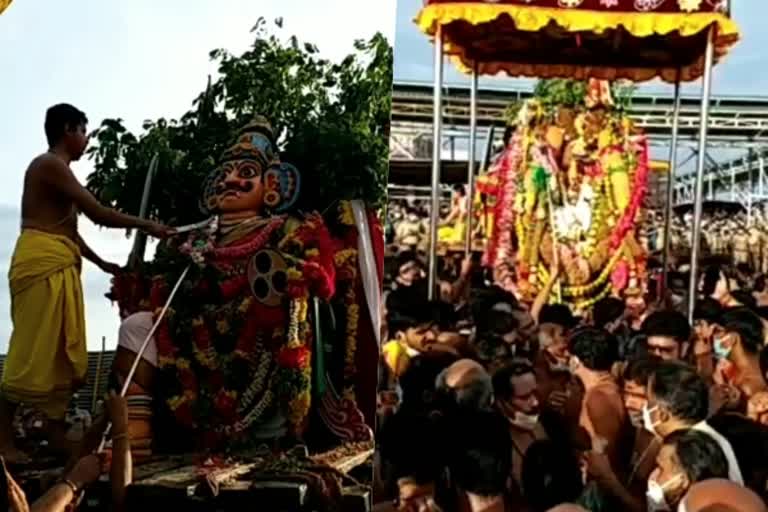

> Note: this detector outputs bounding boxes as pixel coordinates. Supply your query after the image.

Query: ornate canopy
[415,0,740,82]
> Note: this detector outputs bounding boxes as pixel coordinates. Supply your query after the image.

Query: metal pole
[464,64,478,257]
[427,27,444,300]
[760,154,765,197]
[661,76,681,295]
[688,27,715,323]
[730,164,736,201]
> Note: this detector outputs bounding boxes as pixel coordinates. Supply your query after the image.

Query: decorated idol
[484,79,649,312]
[110,117,371,454]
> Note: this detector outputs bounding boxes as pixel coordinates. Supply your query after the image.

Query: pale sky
[0,0,396,352]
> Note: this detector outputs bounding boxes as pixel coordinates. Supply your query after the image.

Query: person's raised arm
[31,454,101,512]
[532,255,561,325]
[39,155,173,237]
[106,391,131,512]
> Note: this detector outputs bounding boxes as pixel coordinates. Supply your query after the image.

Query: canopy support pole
[428,27,444,300]
[661,74,681,296]
[464,63,478,257]
[688,27,716,323]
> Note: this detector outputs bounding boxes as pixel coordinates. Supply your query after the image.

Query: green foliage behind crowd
[86,18,393,227]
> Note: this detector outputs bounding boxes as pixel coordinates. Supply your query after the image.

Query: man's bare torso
[21,153,78,240]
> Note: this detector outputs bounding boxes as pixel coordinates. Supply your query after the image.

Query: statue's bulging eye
[237,163,261,180]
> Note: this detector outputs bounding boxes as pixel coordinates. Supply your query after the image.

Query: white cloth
[117,311,158,368]
[692,420,744,485]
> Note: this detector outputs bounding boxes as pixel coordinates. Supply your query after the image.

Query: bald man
[435,359,493,412]
[680,479,767,512]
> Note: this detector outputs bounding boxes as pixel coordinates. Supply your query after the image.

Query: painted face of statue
[213,159,266,215]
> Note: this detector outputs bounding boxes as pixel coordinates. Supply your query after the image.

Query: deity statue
[484,79,649,312]
[109,117,373,457]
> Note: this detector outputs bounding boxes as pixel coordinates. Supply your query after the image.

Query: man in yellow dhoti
[0,104,173,463]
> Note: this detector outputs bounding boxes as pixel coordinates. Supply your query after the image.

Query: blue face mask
[713,335,733,360]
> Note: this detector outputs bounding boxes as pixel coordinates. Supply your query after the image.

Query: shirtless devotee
[0,104,173,464]
[568,328,627,474]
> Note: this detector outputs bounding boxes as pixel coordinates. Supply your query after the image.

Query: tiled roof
[0,351,115,412]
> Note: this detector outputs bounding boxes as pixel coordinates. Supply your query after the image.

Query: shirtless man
[711,308,768,410]
[567,328,627,474]
[0,104,172,463]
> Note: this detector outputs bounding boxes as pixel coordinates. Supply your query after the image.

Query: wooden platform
[19,443,373,511]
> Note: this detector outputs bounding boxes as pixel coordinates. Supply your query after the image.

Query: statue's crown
[219,115,278,167]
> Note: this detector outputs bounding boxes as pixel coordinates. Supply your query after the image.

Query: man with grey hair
[435,359,493,413]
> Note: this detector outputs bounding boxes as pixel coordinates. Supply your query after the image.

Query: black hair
[649,361,708,423]
[379,411,447,484]
[452,184,466,196]
[593,297,625,328]
[399,352,459,412]
[707,412,768,497]
[502,126,514,146]
[641,310,692,344]
[755,274,767,294]
[568,327,618,372]
[693,298,723,323]
[702,264,728,297]
[448,411,511,497]
[731,290,758,311]
[521,439,584,512]
[719,307,764,355]
[622,354,661,387]
[539,304,577,329]
[663,429,729,484]
[386,285,434,334]
[45,103,88,147]
[492,361,535,402]
[472,287,521,336]
[395,250,422,272]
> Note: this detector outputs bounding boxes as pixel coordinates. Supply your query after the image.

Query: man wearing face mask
[710,307,767,408]
[622,356,663,498]
[492,361,548,492]
[643,361,744,485]
[645,429,730,512]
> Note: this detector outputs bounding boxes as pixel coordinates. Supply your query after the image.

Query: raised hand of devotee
[6,466,29,512]
[547,390,569,414]
[583,450,618,487]
[66,454,104,491]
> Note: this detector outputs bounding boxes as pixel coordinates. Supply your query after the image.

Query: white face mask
[510,411,539,431]
[646,474,682,512]
[629,409,644,428]
[642,403,660,436]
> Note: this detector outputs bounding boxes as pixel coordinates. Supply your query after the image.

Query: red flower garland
[277,345,310,369]
[485,135,523,267]
[608,138,649,250]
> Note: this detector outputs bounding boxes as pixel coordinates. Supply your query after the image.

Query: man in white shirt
[643,361,743,485]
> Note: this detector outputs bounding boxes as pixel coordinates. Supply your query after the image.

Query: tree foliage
[86,18,392,227]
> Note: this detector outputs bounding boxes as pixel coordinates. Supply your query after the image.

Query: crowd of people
[375,247,768,512]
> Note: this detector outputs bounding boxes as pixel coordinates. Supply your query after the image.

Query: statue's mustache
[216,181,255,195]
